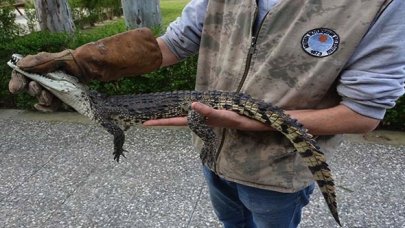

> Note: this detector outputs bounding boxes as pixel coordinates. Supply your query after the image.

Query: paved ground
[0,109,404,228]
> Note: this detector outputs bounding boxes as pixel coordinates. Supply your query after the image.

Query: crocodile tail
[222,93,341,226]
[265,106,341,226]
[294,139,341,226]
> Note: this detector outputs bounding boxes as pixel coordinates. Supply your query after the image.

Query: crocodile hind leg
[187,110,217,168]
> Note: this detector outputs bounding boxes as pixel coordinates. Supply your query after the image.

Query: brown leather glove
[15,28,162,81]
[9,28,162,111]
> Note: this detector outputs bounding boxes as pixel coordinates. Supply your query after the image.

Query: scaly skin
[8,54,341,226]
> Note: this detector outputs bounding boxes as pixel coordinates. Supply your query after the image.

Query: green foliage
[68,20,126,48]
[381,96,405,130]
[89,56,197,96]
[0,0,22,42]
[23,1,39,34]
[24,8,38,33]
[68,0,123,29]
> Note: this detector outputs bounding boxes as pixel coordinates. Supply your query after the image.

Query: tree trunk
[121,0,161,29]
[34,0,75,33]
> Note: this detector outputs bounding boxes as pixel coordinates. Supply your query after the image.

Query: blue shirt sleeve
[337,0,405,119]
[160,0,208,60]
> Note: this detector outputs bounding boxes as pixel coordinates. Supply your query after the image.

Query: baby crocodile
[8,54,341,226]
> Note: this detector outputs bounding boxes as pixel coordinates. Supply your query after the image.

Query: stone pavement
[0,109,404,227]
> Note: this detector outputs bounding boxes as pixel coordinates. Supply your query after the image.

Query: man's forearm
[157,37,179,67]
[286,104,380,136]
[144,102,380,136]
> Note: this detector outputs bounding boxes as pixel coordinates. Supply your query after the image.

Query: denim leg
[203,166,255,228]
[237,183,315,228]
[203,166,315,228]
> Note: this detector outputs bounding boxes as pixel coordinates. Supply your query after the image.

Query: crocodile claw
[113,149,127,162]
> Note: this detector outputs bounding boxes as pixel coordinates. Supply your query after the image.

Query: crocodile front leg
[187,110,218,169]
[100,120,127,162]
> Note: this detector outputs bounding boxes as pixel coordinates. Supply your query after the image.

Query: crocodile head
[8,54,95,119]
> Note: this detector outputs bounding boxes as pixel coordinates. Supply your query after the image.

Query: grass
[160,0,189,27]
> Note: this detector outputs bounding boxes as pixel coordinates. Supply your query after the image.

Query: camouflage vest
[194,0,392,192]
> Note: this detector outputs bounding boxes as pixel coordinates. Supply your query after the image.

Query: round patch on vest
[301,28,339,57]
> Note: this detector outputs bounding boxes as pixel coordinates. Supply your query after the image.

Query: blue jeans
[203,166,315,228]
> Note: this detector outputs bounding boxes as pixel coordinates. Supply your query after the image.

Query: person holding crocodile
[8,0,405,227]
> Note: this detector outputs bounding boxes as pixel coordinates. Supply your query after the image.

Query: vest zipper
[213,8,269,173]
[236,35,258,92]
[237,10,270,92]
[214,35,258,172]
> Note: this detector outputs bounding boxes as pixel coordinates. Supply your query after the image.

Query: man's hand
[8,28,162,112]
[9,70,60,112]
[143,102,274,131]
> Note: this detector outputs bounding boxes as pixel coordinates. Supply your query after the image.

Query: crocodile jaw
[7,55,95,119]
